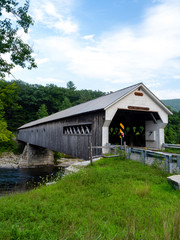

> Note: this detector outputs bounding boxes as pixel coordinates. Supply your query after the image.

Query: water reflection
[0,166,64,196]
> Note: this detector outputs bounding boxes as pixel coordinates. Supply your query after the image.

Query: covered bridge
[17,83,172,161]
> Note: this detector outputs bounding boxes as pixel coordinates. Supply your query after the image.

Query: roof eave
[140,83,173,115]
[104,82,173,115]
[104,83,142,110]
[18,108,105,130]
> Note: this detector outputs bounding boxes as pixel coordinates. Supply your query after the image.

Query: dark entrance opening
[109,109,160,147]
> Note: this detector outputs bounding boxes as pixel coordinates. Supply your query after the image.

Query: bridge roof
[18,82,172,129]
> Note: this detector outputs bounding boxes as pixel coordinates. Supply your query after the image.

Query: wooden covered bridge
[17,83,172,166]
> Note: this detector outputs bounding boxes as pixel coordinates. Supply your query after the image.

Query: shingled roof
[18,82,171,129]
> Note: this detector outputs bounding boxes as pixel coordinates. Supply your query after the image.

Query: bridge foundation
[19,143,54,168]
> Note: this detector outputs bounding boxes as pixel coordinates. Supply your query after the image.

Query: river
[0,166,64,196]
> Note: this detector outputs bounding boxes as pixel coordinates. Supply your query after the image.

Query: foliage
[67,80,76,90]
[0,0,36,77]
[36,104,48,119]
[0,157,180,239]
[0,80,19,151]
[4,80,105,131]
[59,96,72,111]
[0,119,12,143]
[0,79,19,111]
[53,151,62,164]
[0,112,17,154]
[165,110,180,144]
[0,79,20,131]
[53,151,69,165]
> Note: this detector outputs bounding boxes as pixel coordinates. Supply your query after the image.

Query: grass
[162,148,180,154]
[0,157,180,239]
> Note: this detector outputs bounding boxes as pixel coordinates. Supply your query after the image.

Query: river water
[0,166,64,196]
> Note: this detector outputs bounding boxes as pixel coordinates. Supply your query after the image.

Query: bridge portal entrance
[109,109,161,147]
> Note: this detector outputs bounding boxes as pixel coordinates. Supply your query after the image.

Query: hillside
[162,99,180,111]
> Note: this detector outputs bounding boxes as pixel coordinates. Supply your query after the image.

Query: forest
[0,79,179,153]
[0,79,106,152]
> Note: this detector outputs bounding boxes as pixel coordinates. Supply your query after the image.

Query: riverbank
[56,157,100,175]
[0,154,96,196]
[0,152,20,168]
[0,152,92,170]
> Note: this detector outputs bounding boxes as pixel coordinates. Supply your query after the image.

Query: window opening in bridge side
[63,124,92,135]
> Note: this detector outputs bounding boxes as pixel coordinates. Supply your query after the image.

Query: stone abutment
[19,143,54,168]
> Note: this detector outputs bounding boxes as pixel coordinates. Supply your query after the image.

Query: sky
[5,0,180,99]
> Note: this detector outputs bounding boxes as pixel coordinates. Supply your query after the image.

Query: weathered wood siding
[17,110,105,160]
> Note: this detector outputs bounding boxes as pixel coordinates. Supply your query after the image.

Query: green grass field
[0,157,180,240]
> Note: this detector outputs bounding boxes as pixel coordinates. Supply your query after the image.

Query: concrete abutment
[19,143,54,168]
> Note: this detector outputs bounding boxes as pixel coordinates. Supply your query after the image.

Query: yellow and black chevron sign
[119,123,124,138]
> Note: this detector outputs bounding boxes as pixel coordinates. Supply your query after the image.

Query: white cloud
[145,80,162,88]
[36,58,49,65]
[31,0,78,34]
[0,8,16,21]
[34,0,180,88]
[17,29,30,42]
[44,2,57,16]
[54,18,78,34]
[5,65,24,81]
[83,35,95,41]
[32,8,44,22]
[154,89,180,99]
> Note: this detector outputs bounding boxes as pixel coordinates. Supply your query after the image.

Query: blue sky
[6,0,180,99]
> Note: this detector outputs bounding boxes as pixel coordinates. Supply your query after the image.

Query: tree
[2,80,105,131]
[0,79,19,111]
[0,0,37,77]
[0,100,13,149]
[37,104,49,119]
[0,79,20,130]
[165,110,180,144]
[67,81,76,91]
[59,97,72,111]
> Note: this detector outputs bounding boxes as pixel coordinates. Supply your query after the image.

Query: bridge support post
[19,143,54,168]
[145,120,166,149]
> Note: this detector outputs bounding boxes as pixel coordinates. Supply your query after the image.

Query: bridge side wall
[17,111,105,160]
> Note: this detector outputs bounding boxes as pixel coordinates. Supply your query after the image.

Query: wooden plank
[17,110,105,160]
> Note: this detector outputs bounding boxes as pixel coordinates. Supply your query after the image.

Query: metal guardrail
[126,147,179,173]
[163,143,180,149]
[89,144,180,173]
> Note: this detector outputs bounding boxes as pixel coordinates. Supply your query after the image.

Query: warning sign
[120,123,124,138]
[120,123,124,130]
